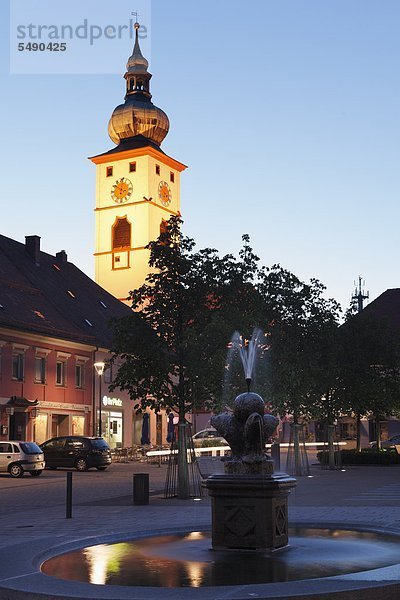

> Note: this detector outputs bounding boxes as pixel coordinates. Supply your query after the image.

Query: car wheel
[96,466,107,471]
[75,458,88,472]
[9,464,24,478]
[29,470,43,476]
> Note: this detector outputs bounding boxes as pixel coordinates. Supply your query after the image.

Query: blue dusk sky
[1,0,399,315]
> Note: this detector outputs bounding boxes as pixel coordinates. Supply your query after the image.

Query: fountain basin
[39,526,400,593]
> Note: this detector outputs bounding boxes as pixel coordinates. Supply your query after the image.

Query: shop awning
[7,396,38,408]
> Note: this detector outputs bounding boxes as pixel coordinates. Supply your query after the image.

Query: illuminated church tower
[90,22,187,302]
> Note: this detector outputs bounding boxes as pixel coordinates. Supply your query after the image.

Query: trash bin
[133,473,149,505]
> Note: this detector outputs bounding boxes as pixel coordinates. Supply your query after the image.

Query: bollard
[133,473,149,505]
[66,471,73,518]
[271,442,281,471]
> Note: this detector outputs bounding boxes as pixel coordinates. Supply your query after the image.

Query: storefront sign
[102,395,122,407]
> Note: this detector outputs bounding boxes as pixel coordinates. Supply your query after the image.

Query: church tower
[90,22,187,302]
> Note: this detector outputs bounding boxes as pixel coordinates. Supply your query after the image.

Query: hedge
[317,449,400,465]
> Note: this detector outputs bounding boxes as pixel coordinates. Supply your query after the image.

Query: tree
[110,217,266,497]
[264,275,341,473]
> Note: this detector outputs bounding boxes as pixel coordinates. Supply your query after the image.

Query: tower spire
[125,21,151,100]
[107,17,170,147]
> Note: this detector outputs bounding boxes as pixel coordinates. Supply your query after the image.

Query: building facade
[0,234,168,448]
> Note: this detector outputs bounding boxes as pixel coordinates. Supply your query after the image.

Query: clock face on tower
[158,181,172,206]
[111,177,133,203]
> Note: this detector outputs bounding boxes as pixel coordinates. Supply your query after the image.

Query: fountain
[207,330,296,551]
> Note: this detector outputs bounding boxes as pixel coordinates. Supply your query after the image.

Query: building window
[75,364,84,388]
[155,164,160,176]
[112,217,131,249]
[160,219,168,237]
[106,166,113,177]
[12,353,24,381]
[103,363,112,384]
[170,171,175,183]
[56,361,66,386]
[34,356,46,384]
[129,162,136,173]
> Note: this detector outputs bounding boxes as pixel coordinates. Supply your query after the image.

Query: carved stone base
[206,473,296,551]
[224,456,274,476]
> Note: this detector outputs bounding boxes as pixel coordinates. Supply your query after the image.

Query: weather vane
[131,10,140,23]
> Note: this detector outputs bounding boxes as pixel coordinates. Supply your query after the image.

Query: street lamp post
[94,362,105,437]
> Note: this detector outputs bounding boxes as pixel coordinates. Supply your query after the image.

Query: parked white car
[0,441,45,477]
[192,429,228,447]
[368,435,400,450]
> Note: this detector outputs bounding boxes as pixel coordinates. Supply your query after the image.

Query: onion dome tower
[108,22,170,147]
[90,22,187,303]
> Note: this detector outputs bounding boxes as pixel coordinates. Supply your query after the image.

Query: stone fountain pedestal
[206,469,296,551]
[208,391,296,552]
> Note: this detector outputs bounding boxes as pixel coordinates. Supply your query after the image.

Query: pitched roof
[0,234,132,348]
[357,288,400,331]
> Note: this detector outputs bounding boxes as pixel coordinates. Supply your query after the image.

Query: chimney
[56,250,68,264]
[25,235,41,265]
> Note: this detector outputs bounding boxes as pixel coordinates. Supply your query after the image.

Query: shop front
[32,401,91,444]
[100,395,124,449]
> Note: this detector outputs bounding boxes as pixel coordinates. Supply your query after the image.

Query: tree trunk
[292,414,302,476]
[177,339,189,499]
[376,415,381,450]
[327,423,335,469]
[177,419,189,499]
[356,413,362,452]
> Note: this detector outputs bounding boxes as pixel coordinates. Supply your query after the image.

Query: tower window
[112,217,131,249]
[170,172,175,183]
[106,166,113,177]
[160,219,168,236]
[129,162,136,173]
[155,164,160,176]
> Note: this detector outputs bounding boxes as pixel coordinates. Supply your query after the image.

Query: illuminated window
[56,360,66,386]
[160,219,168,236]
[67,290,76,298]
[129,162,136,173]
[12,353,24,381]
[106,166,113,177]
[34,357,46,384]
[112,217,131,249]
[170,171,175,183]
[155,164,160,176]
[75,364,84,388]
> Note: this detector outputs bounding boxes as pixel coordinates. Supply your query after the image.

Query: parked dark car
[40,436,111,471]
